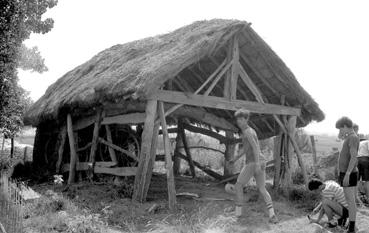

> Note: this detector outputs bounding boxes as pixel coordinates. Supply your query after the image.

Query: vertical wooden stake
[105,125,117,164]
[273,135,282,188]
[89,108,103,166]
[133,99,158,202]
[178,119,196,178]
[173,129,183,176]
[67,114,77,185]
[310,135,318,175]
[224,131,235,177]
[158,101,176,210]
[56,126,67,173]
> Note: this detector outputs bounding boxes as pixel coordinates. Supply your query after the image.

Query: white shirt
[358,140,369,157]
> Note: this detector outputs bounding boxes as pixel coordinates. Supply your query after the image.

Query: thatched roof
[25,19,324,138]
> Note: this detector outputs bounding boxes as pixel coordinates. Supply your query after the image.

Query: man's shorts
[338,172,358,187]
[358,157,369,181]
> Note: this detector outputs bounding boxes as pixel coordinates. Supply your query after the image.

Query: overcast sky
[19,0,369,135]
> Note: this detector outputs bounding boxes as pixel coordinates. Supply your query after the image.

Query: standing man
[335,117,359,233]
[228,109,278,223]
[357,137,369,201]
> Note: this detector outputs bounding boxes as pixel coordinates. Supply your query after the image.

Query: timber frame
[132,34,307,203]
[29,23,322,210]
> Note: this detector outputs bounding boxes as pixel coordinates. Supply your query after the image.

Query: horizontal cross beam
[152,90,301,116]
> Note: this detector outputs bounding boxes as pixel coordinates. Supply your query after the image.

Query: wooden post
[178,119,195,178]
[173,129,183,176]
[89,108,103,167]
[23,146,28,161]
[133,99,158,202]
[224,131,235,177]
[287,116,309,186]
[56,126,67,173]
[310,135,318,175]
[273,135,282,188]
[158,101,176,210]
[1,135,5,155]
[10,137,14,158]
[67,114,78,185]
[105,125,118,164]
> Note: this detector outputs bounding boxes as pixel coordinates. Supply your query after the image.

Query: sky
[18,0,369,136]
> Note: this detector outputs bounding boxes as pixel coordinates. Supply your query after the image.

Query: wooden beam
[179,119,196,178]
[76,142,92,152]
[172,105,237,132]
[224,131,236,176]
[178,145,225,155]
[273,135,282,189]
[158,101,177,210]
[62,163,136,176]
[73,115,95,131]
[173,127,183,176]
[204,62,232,96]
[105,125,117,164]
[182,123,241,144]
[238,61,264,101]
[153,90,301,116]
[56,126,67,174]
[67,114,77,184]
[133,99,158,202]
[102,113,145,125]
[98,137,137,161]
[176,152,223,180]
[160,58,227,120]
[310,135,318,175]
[230,35,239,100]
[89,108,103,166]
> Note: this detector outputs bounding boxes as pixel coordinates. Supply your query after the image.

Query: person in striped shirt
[308,179,349,228]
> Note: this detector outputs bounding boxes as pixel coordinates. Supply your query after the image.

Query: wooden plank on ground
[153,90,301,116]
[62,163,136,176]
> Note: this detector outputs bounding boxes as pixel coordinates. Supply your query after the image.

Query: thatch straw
[25,19,324,129]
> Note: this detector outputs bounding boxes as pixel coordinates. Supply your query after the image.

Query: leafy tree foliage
[18,44,48,73]
[0,0,57,139]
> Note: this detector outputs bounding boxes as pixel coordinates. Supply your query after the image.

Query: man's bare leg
[234,163,254,216]
[254,163,278,223]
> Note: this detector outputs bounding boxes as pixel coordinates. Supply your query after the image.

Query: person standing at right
[336,117,359,233]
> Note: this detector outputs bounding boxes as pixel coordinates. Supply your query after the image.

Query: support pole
[89,108,103,166]
[67,114,77,184]
[105,125,118,164]
[158,101,176,210]
[173,129,183,176]
[56,126,67,173]
[133,99,158,202]
[310,135,318,176]
[223,131,235,177]
[178,119,196,178]
[273,135,282,188]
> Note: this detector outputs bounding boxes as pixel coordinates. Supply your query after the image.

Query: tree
[0,0,57,156]
[18,44,48,73]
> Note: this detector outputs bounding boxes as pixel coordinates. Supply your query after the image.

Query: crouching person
[308,179,349,228]
[228,109,278,223]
